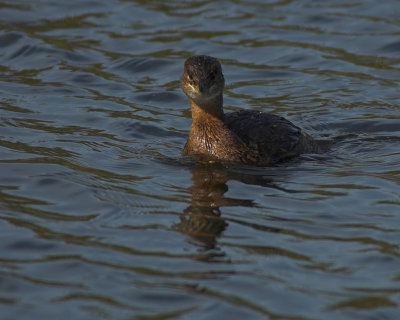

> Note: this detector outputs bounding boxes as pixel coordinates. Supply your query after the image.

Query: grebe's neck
[189,94,224,123]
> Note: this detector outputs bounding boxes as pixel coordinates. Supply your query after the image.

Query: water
[1,1,400,319]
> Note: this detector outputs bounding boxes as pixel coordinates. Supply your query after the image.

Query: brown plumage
[180,55,318,166]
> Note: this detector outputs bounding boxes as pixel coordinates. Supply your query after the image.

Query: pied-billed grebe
[181,55,318,166]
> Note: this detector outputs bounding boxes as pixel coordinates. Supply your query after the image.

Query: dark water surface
[1,1,400,319]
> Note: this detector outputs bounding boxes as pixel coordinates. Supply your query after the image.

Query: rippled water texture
[1,1,400,319]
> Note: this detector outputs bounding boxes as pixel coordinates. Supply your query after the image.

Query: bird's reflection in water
[176,161,268,251]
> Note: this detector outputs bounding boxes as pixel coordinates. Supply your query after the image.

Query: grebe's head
[180,55,225,102]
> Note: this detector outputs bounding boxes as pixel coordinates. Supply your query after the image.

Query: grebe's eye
[209,70,217,81]
[187,73,194,84]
